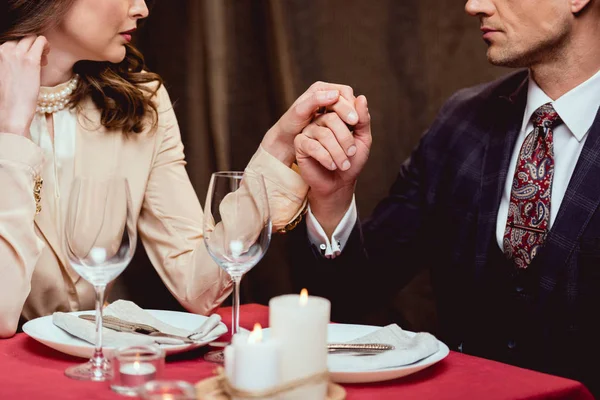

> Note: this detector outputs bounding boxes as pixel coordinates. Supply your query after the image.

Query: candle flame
[300,288,308,306]
[248,323,263,343]
[133,361,140,370]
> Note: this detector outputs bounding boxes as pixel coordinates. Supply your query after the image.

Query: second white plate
[263,323,449,384]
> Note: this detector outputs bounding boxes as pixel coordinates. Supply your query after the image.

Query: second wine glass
[203,171,271,363]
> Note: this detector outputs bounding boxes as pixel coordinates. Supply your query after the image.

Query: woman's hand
[0,36,50,136]
[261,81,359,167]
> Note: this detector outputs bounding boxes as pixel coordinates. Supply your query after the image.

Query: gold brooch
[34,175,43,215]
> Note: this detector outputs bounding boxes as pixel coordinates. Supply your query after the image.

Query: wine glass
[63,177,137,381]
[202,171,272,363]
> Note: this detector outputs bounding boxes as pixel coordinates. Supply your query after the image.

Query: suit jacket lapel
[534,106,600,295]
[474,76,529,279]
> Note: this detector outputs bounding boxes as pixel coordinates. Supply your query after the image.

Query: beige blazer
[0,85,307,336]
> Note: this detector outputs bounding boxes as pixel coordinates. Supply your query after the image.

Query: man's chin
[486,48,525,68]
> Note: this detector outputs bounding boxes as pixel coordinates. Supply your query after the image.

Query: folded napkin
[52,300,228,347]
[328,324,440,372]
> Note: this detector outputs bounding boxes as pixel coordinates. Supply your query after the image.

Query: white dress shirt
[308,69,600,256]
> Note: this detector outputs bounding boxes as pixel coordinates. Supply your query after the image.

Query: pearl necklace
[36,74,79,114]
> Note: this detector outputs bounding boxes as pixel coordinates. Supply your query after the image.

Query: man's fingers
[325,96,359,126]
[354,95,371,142]
[294,134,337,171]
[304,124,350,171]
[314,112,356,159]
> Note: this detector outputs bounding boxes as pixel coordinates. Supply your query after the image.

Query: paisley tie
[503,103,563,269]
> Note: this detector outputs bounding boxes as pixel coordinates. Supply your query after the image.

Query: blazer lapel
[474,77,529,279]
[534,106,600,295]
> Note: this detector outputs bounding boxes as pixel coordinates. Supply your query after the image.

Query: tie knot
[531,103,562,129]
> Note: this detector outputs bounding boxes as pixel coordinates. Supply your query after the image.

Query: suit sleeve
[289,135,430,323]
[0,133,45,337]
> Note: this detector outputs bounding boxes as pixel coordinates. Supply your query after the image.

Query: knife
[209,340,394,353]
[78,314,196,344]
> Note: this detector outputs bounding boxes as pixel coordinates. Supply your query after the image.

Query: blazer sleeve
[0,133,45,337]
[289,132,430,323]
[137,86,308,315]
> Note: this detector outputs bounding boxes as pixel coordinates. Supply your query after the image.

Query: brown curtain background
[116,0,507,332]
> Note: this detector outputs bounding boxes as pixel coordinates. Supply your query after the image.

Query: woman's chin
[106,47,127,64]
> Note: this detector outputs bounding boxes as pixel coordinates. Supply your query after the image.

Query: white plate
[263,324,449,384]
[22,309,226,359]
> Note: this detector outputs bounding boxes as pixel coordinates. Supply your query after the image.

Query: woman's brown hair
[0,0,163,134]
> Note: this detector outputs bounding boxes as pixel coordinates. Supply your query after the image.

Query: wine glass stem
[231,275,242,336]
[93,285,106,368]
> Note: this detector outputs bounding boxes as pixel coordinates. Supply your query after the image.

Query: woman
[0,0,359,338]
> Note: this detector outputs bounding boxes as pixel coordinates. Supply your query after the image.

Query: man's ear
[570,0,593,14]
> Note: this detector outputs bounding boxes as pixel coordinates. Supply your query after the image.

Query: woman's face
[47,0,149,63]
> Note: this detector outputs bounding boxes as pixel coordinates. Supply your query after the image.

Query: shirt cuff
[306,195,357,259]
[246,145,309,231]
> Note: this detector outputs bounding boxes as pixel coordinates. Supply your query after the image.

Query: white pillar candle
[228,324,281,398]
[269,289,330,400]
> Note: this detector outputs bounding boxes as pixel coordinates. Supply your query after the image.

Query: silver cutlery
[78,314,196,344]
[208,341,394,354]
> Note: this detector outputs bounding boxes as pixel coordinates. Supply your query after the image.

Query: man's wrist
[308,186,355,237]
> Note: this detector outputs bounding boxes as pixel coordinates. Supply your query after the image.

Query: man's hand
[295,95,371,236]
[261,81,359,167]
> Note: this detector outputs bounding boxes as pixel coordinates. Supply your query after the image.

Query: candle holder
[194,368,346,400]
[110,345,165,396]
[139,380,196,400]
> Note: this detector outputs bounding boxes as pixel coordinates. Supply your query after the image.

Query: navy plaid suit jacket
[290,70,600,393]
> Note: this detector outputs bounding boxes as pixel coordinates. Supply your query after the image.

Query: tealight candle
[138,380,196,400]
[119,361,157,387]
[228,324,281,398]
[110,345,165,396]
[269,289,330,400]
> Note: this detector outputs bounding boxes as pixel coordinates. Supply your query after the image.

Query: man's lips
[481,27,501,40]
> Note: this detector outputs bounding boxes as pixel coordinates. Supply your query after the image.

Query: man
[289,0,600,394]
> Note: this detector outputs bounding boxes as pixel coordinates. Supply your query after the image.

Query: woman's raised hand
[0,35,50,136]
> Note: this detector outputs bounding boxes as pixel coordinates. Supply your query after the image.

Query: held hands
[0,36,50,136]
[261,81,359,167]
[295,95,372,236]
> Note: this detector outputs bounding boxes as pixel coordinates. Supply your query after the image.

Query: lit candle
[119,361,157,387]
[228,323,281,398]
[269,289,330,400]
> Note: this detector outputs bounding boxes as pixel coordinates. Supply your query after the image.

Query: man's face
[465,0,573,68]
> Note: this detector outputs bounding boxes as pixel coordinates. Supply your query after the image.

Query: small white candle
[269,289,330,400]
[228,324,280,398]
[119,361,157,387]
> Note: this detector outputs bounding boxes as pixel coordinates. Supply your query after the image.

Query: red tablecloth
[0,304,593,400]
